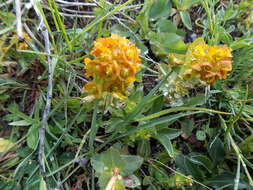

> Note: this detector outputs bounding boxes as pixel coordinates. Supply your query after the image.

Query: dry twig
[15,0,23,40]
[30,0,54,189]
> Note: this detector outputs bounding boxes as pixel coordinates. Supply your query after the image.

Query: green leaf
[91,155,105,174]
[91,149,143,190]
[221,4,237,22]
[189,153,213,173]
[239,135,253,153]
[230,35,253,49]
[179,11,192,30]
[196,130,206,141]
[148,95,165,115]
[121,155,143,176]
[185,94,206,106]
[137,0,153,35]
[27,125,39,150]
[138,112,202,131]
[175,155,204,180]
[182,0,201,8]
[173,0,200,10]
[156,128,182,140]
[180,118,194,137]
[0,11,16,26]
[111,24,138,38]
[137,140,151,157]
[115,181,126,190]
[148,32,187,55]
[39,177,47,190]
[208,136,226,163]
[143,176,154,185]
[157,137,174,157]
[149,0,172,20]
[151,166,169,182]
[9,120,32,126]
[7,103,35,124]
[91,148,125,190]
[0,94,9,102]
[167,173,192,188]
[102,148,126,171]
[137,106,230,122]
[219,26,233,44]
[98,171,113,190]
[91,148,143,176]
[124,100,137,114]
[156,19,182,34]
[129,86,144,105]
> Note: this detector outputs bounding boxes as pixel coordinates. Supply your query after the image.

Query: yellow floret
[169,38,233,84]
[84,34,141,98]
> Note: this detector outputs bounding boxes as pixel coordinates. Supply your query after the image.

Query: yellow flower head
[169,38,232,84]
[84,34,141,98]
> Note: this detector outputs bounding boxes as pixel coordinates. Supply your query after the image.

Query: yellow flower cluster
[84,34,141,98]
[169,38,232,84]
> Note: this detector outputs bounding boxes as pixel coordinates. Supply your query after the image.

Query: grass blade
[137,107,231,122]
[88,100,99,153]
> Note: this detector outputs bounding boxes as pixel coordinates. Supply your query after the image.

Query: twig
[62,7,93,14]
[56,0,96,6]
[31,0,53,189]
[40,25,53,189]
[58,12,127,22]
[59,12,95,18]
[15,0,23,40]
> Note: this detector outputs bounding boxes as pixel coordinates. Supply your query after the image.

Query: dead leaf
[0,138,14,152]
